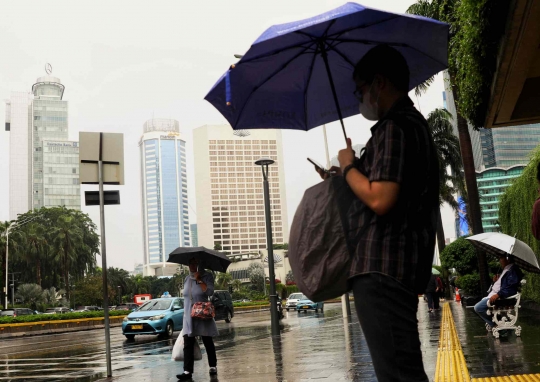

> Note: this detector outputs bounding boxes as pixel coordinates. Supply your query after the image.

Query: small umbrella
[205,2,449,139]
[432,268,440,275]
[167,247,232,273]
[466,233,540,274]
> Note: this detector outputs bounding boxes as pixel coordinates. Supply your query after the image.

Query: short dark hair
[353,45,410,92]
[537,162,540,182]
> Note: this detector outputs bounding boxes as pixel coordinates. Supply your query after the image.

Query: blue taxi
[296,298,324,313]
[122,297,184,340]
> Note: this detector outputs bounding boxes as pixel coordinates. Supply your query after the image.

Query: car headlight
[149,314,166,321]
[123,317,129,322]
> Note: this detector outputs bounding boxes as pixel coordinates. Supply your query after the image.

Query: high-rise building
[139,118,190,276]
[5,71,80,220]
[480,124,540,168]
[477,165,525,232]
[5,91,33,219]
[193,125,289,256]
[190,224,198,247]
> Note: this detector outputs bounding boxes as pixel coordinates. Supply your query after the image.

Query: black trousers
[425,292,439,310]
[352,273,429,382]
[183,335,217,373]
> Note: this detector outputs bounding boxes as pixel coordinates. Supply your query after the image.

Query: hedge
[0,310,127,325]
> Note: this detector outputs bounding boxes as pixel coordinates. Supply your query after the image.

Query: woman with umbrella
[177,258,219,381]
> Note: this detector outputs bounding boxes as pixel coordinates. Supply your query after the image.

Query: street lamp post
[117,286,121,306]
[255,157,280,337]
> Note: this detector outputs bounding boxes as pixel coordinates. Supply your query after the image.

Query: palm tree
[42,287,66,307]
[51,214,83,299]
[232,279,243,292]
[16,283,44,310]
[216,272,233,290]
[427,108,464,253]
[22,223,48,286]
[407,0,490,293]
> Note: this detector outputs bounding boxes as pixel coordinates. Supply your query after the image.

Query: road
[0,303,348,381]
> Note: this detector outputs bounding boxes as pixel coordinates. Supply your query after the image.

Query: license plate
[131,324,143,330]
[302,306,309,309]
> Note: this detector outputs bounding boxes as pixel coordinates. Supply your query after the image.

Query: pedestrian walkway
[447,300,540,381]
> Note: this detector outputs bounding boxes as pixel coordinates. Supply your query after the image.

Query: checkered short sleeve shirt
[349,97,439,293]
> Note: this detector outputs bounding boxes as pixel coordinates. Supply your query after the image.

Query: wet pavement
[0,301,441,381]
[450,302,540,379]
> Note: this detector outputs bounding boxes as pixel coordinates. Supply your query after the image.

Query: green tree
[232,279,243,292]
[247,263,265,292]
[0,221,23,308]
[74,275,114,307]
[427,108,466,253]
[499,147,540,303]
[16,283,44,309]
[51,214,84,299]
[216,272,233,290]
[21,223,48,286]
[42,287,66,307]
[214,243,222,251]
[407,0,490,293]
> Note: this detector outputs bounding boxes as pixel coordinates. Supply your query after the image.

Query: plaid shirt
[348,96,439,293]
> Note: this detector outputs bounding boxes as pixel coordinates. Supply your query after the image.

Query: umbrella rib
[239,41,317,64]
[326,38,447,68]
[325,42,356,67]
[327,15,401,39]
[233,43,317,129]
[303,43,321,128]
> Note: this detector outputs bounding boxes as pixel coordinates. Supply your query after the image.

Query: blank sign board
[79,132,124,185]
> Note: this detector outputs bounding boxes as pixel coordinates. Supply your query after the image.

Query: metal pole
[5,229,9,310]
[99,146,112,377]
[322,124,331,169]
[10,273,15,307]
[262,164,280,337]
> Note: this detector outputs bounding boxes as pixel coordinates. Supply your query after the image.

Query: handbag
[190,279,215,320]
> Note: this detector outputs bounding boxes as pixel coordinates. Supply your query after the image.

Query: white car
[285,293,307,311]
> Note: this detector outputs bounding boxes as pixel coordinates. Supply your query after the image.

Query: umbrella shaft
[320,43,348,142]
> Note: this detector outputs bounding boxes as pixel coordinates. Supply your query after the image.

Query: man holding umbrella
[473,254,523,334]
[320,45,440,381]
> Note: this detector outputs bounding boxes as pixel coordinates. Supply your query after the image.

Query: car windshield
[138,300,172,311]
[289,294,306,300]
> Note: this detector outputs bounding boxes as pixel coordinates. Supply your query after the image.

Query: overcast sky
[0,0,455,271]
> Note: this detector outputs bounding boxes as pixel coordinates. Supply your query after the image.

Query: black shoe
[209,367,218,376]
[177,372,193,381]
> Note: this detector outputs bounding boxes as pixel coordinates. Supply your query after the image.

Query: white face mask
[358,81,380,121]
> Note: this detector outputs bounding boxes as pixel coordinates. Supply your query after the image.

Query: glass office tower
[140,119,190,276]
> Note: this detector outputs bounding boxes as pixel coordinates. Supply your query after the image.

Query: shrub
[455,273,481,296]
[0,310,127,325]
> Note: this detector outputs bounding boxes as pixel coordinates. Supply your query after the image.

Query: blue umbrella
[205,2,448,139]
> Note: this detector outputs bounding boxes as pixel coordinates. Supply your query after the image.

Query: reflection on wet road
[0,302,440,381]
[0,304,345,381]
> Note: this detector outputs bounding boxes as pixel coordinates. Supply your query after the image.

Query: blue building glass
[141,119,191,274]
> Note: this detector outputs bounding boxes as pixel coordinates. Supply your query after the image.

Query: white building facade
[5,73,80,220]
[139,119,190,276]
[193,125,289,256]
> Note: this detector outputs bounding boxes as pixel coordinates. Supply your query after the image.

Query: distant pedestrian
[436,275,444,302]
[317,45,439,381]
[531,162,540,240]
[425,274,439,312]
[177,258,218,381]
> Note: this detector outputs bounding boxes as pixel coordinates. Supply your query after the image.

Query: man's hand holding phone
[308,158,341,180]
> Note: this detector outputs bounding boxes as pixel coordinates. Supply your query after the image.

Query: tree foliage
[440,237,499,275]
[16,284,44,309]
[499,147,540,303]
[247,263,265,292]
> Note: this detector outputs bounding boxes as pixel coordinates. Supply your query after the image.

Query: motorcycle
[276,296,284,320]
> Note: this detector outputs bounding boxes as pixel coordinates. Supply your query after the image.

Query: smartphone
[307,157,328,173]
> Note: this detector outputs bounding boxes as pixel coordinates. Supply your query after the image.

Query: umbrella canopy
[431,268,440,275]
[466,233,540,274]
[167,247,232,273]
[205,2,449,135]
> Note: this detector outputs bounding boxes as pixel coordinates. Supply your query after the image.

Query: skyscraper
[139,118,190,276]
[193,125,289,256]
[5,70,80,220]
[190,224,198,247]
[480,124,540,168]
